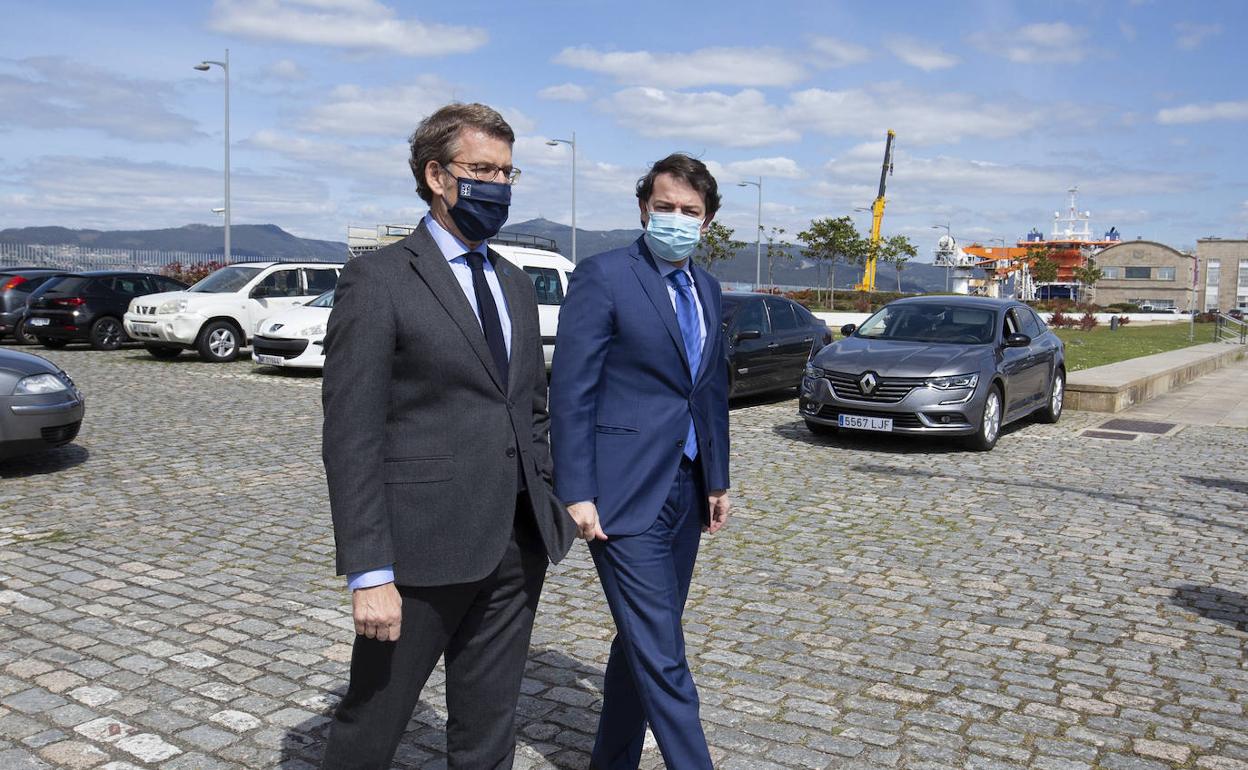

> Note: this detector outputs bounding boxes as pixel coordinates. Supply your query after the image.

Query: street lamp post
[932,224,952,292]
[545,133,576,262]
[195,50,230,263]
[737,177,762,288]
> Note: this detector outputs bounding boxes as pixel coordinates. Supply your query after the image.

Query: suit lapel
[492,248,528,396]
[403,223,507,394]
[691,263,717,386]
[630,240,691,376]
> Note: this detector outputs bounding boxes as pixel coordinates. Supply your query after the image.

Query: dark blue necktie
[668,270,700,460]
[465,252,508,386]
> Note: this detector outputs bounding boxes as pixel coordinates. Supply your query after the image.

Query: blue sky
[0,0,1244,260]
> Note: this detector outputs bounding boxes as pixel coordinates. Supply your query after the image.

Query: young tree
[1072,256,1105,306]
[763,225,790,290]
[693,221,745,272]
[1027,246,1059,285]
[797,216,867,308]
[878,234,918,293]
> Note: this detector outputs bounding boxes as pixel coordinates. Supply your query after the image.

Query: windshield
[188,266,263,293]
[856,303,997,344]
[307,289,335,308]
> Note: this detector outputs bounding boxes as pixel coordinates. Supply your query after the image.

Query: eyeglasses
[445,159,521,185]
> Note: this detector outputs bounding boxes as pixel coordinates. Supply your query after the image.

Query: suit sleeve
[549,258,614,504]
[322,257,396,576]
[708,282,731,491]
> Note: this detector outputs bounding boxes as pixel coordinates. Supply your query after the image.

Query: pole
[754,176,762,289]
[223,48,231,264]
[570,131,576,264]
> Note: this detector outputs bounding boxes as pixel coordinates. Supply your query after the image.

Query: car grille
[253,336,309,358]
[134,304,157,315]
[41,421,81,445]
[815,405,924,429]
[823,370,926,404]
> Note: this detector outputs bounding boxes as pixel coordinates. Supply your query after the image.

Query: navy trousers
[588,457,712,770]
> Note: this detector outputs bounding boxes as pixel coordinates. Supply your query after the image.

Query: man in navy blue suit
[550,153,731,770]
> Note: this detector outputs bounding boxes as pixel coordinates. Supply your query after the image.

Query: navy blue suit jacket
[549,237,731,536]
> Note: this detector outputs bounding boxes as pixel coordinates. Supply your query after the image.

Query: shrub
[162,260,225,286]
[1116,315,1131,327]
[1049,311,1070,328]
[1078,312,1098,331]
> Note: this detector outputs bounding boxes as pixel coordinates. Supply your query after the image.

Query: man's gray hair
[408,103,515,203]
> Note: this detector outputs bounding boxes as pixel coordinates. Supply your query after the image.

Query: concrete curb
[1066,342,1247,413]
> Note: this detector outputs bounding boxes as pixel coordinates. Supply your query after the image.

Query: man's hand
[352,582,403,642]
[567,501,608,542]
[705,490,731,535]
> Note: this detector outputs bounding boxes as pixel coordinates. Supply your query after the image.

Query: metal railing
[0,242,339,273]
[1214,312,1247,344]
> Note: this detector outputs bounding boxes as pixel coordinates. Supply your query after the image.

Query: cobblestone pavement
[1,342,1246,770]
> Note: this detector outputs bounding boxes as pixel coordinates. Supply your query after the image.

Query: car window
[108,276,148,296]
[792,302,818,327]
[303,268,338,295]
[1028,308,1047,331]
[764,297,800,331]
[1003,311,1018,337]
[858,304,996,344]
[190,266,263,293]
[158,277,187,292]
[307,290,335,308]
[254,268,303,298]
[1016,307,1041,337]
[732,299,770,335]
[523,266,565,305]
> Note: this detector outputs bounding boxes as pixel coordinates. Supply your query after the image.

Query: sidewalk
[1119,353,1248,427]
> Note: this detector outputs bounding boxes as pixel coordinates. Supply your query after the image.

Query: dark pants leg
[589,457,711,770]
[321,500,547,770]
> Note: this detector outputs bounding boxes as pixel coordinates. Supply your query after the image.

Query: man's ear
[426,161,447,198]
[701,214,715,234]
[638,198,649,228]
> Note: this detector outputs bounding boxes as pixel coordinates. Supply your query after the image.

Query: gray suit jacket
[322,222,576,586]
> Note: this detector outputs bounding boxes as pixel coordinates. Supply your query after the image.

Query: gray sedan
[799,297,1064,450]
[0,347,86,459]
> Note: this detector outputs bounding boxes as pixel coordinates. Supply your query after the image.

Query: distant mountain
[0,224,347,261]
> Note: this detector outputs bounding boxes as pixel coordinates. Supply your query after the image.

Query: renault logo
[859,372,878,394]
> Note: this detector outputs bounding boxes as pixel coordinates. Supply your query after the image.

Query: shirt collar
[424,212,488,263]
[656,258,694,284]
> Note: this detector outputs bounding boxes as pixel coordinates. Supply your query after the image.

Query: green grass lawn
[1055,321,1214,371]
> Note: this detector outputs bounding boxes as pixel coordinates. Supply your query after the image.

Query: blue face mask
[644,211,703,263]
[446,174,511,242]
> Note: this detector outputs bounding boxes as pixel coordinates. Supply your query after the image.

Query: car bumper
[798,372,986,435]
[0,391,86,458]
[251,334,324,369]
[123,312,203,346]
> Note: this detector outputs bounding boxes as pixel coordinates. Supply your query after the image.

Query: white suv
[123,261,343,362]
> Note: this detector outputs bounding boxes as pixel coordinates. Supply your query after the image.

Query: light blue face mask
[644,211,703,263]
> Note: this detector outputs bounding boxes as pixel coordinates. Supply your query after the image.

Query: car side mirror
[1004,333,1031,347]
[735,329,762,342]
[840,324,857,337]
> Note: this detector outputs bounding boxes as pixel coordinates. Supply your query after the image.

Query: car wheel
[965,385,1002,451]
[1037,369,1064,424]
[804,419,837,436]
[37,337,69,349]
[145,344,182,360]
[14,318,43,345]
[197,321,241,363]
[89,316,125,351]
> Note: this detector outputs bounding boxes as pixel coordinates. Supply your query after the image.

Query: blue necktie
[668,270,700,461]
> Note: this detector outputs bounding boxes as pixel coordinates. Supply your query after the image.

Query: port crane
[855,129,895,292]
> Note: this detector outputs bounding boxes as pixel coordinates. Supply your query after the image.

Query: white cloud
[1175,21,1222,50]
[268,59,306,80]
[245,129,407,184]
[0,57,199,142]
[1119,21,1137,42]
[809,36,871,67]
[1157,100,1248,125]
[604,87,799,148]
[554,46,805,88]
[208,0,487,57]
[710,157,806,182]
[301,77,456,136]
[970,22,1089,64]
[538,83,590,102]
[887,37,959,70]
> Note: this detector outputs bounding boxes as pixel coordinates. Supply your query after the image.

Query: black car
[722,292,832,397]
[26,271,188,351]
[0,268,72,345]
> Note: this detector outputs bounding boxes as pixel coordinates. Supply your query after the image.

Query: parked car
[25,271,188,351]
[0,347,85,459]
[503,244,576,370]
[123,261,344,362]
[799,296,1065,451]
[722,292,832,397]
[251,289,334,369]
[0,269,71,345]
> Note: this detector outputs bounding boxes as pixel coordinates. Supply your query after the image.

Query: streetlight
[195,50,230,264]
[738,177,762,288]
[545,132,576,263]
[932,224,952,292]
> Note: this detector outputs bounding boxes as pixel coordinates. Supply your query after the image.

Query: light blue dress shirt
[346,213,512,592]
[656,260,707,357]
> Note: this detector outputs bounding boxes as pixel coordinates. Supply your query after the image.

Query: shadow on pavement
[0,444,88,478]
[1170,584,1248,632]
[1180,475,1248,496]
[729,389,797,409]
[279,648,602,769]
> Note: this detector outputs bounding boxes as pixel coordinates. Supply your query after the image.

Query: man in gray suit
[320,102,576,769]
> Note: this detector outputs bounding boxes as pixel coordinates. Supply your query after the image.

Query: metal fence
[0,243,338,273]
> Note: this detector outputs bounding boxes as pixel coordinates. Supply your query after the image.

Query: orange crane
[856,129,895,292]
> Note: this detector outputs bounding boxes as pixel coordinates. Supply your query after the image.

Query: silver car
[0,347,86,459]
[799,297,1065,450]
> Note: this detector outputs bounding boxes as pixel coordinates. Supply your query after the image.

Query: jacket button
[675,440,685,448]
[506,447,517,458]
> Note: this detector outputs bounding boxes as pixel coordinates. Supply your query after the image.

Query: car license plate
[839,414,893,432]
[255,354,284,365]
[28,317,50,326]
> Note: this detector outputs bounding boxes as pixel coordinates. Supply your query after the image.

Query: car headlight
[925,373,979,390]
[298,323,326,337]
[804,364,825,380]
[13,373,68,395]
[157,299,189,314]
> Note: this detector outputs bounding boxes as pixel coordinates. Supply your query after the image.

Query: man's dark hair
[408,103,515,203]
[635,153,721,218]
